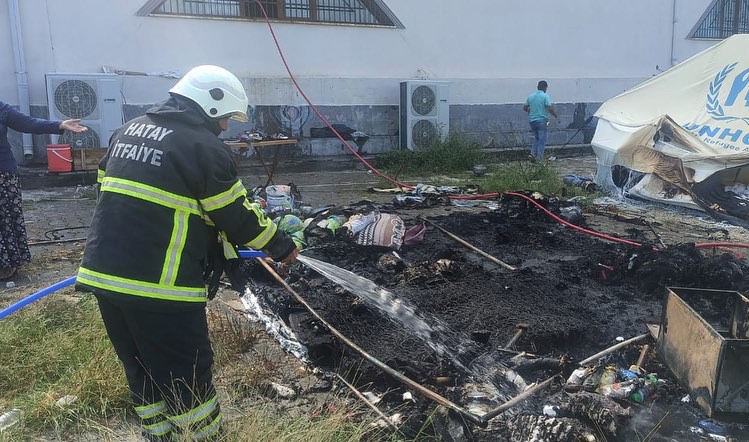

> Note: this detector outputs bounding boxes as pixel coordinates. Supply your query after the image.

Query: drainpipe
[8,0,34,159]
[670,0,677,67]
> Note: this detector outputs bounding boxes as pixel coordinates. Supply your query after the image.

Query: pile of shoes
[238,129,291,143]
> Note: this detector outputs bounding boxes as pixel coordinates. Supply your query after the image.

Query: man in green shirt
[523,80,559,161]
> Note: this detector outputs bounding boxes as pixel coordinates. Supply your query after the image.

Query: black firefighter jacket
[76,96,295,303]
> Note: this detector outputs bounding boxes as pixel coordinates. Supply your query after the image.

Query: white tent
[593,34,749,223]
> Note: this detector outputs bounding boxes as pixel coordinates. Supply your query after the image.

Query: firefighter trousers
[94,291,222,441]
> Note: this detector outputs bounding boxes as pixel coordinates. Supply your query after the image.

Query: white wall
[0,0,721,107]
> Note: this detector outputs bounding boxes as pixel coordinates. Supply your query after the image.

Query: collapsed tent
[593,34,749,226]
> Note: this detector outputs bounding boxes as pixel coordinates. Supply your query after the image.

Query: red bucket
[47,144,73,173]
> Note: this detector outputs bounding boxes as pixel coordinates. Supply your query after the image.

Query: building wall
[0,0,721,163]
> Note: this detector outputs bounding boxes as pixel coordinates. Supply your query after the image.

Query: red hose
[254,1,414,191]
[504,192,645,247]
[254,2,749,254]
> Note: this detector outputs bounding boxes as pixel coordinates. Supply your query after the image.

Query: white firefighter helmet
[169,65,249,122]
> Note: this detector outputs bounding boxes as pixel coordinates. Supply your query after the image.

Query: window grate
[154,0,395,26]
[692,0,749,39]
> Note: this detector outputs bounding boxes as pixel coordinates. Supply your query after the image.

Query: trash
[563,174,598,191]
[265,185,294,211]
[698,419,726,435]
[353,213,405,250]
[598,380,636,399]
[271,382,296,399]
[559,206,584,225]
[317,215,347,234]
[596,365,617,393]
[616,368,639,382]
[566,367,591,387]
[363,391,382,405]
[681,394,691,403]
[582,365,603,392]
[0,408,21,432]
[275,215,306,249]
[707,434,728,442]
[542,405,558,417]
[346,212,377,235]
[274,214,305,234]
[404,222,427,245]
[55,395,78,407]
[402,392,414,402]
[472,164,487,176]
[5,281,14,289]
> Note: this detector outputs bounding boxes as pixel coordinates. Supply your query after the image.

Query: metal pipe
[256,257,484,426]
[7,0,34,159]
[421,218,516,271]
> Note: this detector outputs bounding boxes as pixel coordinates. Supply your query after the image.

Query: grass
[374,133,486,177]
[0,293,407,441]
[0,292,130,439]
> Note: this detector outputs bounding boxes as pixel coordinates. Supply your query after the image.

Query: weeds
[375,133,486,176]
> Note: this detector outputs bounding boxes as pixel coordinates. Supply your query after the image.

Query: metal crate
[658,287,749,417]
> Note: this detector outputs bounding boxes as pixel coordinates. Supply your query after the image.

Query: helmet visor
[229,111,249,123]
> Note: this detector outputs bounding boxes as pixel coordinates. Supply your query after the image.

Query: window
[690,0,749,39]
[138,0,402,27]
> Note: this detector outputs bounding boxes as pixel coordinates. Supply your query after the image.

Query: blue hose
[0,276,77,320]
[0,250,268,320]
[238,250,267,259]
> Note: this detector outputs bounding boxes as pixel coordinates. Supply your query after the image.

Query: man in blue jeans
[523,80,559,162]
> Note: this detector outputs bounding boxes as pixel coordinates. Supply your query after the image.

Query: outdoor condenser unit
[399,80,449,150]
[45,73,123,148]
[658,287,749,417]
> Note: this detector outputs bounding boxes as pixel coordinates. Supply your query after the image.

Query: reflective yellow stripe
[135,401,166,419]
[194,413,222,440]
[199,180,247,211]
[160,210,189,285]
[100,177,201,215]
[220,232,238,259]
[78,267,205,302]
[143,419,173,436]
[245,222,277,250]
[169,395,218,426]
[97,169,105,183]
[241,200,278,249]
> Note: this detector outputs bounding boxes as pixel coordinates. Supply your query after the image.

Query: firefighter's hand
[280,246,300,264]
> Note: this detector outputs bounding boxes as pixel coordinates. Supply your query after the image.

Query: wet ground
[7,153,749,441]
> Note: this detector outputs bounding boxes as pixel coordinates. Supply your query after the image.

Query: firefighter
[76,65,299,441]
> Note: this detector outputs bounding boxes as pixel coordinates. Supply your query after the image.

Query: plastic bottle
[0,408,21,431]
[616,368,640,382]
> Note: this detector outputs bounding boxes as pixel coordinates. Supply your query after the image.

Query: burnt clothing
[77,95,295,302]
[0,101,62,172]
[95,291,221,440]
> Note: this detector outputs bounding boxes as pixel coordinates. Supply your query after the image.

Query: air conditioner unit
[399,80,449,150]
[46,73,123,148]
